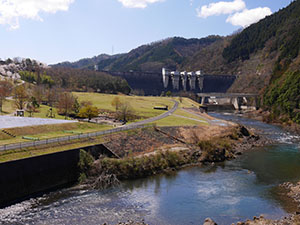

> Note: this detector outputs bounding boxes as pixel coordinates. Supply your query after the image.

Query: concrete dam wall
[106,71,236,95]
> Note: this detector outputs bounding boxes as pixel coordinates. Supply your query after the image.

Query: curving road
[0,100,179,152]
[126,100,178,128]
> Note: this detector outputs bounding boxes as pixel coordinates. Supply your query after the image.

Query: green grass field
[73,92,175,119]
[0,99,15,115]
[151,115,203,126]
[0,93,207,145]
[1,99,66,119]
[24,104,66,120]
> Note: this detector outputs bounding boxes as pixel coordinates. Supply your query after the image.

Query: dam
[104,69,237,95]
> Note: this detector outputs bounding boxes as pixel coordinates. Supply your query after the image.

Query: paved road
[126,100,178,128]
[0,100,179,152]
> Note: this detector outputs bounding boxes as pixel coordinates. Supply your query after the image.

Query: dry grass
[178,125,236,143]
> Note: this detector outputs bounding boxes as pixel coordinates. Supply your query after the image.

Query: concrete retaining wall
[0,144,113,207]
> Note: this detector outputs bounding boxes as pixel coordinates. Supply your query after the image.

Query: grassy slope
[74,93,205,126]
[73,92,175,119]
[0,122,111,145]
[0,137,105,163]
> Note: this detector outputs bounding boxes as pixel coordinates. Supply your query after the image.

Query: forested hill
[52,36,223,73]
[222,0,300,124]
[223,0,300,66]
[52,54,124,70]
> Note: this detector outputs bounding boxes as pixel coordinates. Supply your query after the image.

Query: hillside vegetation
[43,67,131,94]
[52,36,223,73]
[223,0,300,68]
[263,71,300,124]
[52,54,124,70]
[222,0,300,123]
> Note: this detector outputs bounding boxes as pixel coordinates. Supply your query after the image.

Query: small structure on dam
[162,68,203,91]
[162,68,236,94]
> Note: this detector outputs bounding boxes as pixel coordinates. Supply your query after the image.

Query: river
[1,113,300,225]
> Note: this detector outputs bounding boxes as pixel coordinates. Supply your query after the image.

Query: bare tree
[14,85,28,110]
[45,87,58,107]
[116,102,134,123]
[0,80,13,113]
[111,96,121,111]
[57,92,76,119]
[33,85,45,105]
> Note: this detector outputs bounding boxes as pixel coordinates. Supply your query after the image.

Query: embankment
[0,143,113,207]
[85,125,263,188]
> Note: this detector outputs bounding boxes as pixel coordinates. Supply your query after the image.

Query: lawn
[175,97,201,108]
[73,92,175,119]
[173,109,208,122]
[24,104,66,120]
[151,115,205,126]
[0,99,15,115]
[1,99,66,120]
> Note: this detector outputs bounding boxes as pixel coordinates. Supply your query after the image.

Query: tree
[0,80,13,113]
[14,85,28,110]
[78,105,99,121]
[32,85,45,105]
[26,102,35,117]
[80,100,92,107]
[73,98,80,114]
[26,97,39,117]
[45,87,58,107]
[57,92,76,119]
[116,102,134,123]
[111,96,121,111]
[166,91,172,97]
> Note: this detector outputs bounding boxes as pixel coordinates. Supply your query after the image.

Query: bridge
[197,93,259,110]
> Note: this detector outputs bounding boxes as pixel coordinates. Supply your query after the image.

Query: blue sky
[0,0,292,64]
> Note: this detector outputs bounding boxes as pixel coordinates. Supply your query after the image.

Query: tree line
[42,67,131,94]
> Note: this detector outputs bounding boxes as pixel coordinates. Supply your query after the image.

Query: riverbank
[83,123,265,189]
[243,109,300,134]
[232,213,300,225]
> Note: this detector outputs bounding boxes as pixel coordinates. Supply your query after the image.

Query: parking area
[0,116,77,129]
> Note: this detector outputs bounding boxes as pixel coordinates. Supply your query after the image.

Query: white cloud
[226,7,272,27]
[117,0,164,8]
[0,0,74,29]
[197,0,246,18]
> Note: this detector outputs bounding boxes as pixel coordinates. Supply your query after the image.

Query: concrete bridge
[197,93,259,110]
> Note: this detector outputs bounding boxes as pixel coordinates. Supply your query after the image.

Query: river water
[1,113,300,225]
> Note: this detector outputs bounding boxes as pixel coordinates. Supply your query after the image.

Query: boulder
[203,218,217,225]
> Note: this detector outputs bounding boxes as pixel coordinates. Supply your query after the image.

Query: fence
[0,124,154,152]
